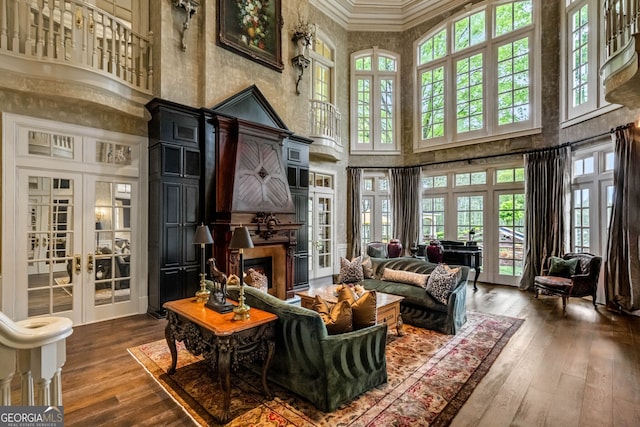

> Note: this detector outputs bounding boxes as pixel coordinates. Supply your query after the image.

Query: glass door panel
[90,179,134,316]
[23,174,81,322]
[309,192,334,279]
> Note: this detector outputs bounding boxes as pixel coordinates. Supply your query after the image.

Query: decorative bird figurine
[208,258,228,302]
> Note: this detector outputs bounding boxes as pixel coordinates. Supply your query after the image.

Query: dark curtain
[519,146,571,290]
[605,126,640,313]
[347,168,362,259]
[389,167,421,256]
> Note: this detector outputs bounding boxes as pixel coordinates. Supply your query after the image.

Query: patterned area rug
[129,311,523,426]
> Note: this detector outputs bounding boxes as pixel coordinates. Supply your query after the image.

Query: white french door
[3,112,145,324]
[16,171,139,323]
[20,172,83,323]
[308,172,335,280]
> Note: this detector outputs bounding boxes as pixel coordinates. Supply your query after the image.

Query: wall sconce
[173,0,199,52]
[291,22,315,95]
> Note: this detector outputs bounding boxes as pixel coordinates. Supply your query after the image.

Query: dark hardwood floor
[18,284,640,426]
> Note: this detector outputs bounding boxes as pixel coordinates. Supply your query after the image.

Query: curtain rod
[347,122,634,170]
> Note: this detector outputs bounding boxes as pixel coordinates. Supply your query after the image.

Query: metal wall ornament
[173,0,200,51]
[291,21,315,95]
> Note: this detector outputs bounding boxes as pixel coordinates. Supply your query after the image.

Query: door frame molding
[2,112,148,322]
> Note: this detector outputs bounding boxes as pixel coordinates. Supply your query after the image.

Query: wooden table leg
[262,339,275,399]
[217,337,232,423]
[164,320,178,375]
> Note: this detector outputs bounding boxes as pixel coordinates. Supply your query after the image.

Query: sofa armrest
[318,322,388,411]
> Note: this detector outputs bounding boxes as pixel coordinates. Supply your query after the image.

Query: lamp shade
[228,226,254,249]
[193,224,213,245]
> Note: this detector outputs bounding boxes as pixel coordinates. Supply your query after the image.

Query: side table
[163,298,278,423]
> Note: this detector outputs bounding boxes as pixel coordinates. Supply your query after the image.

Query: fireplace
[243,256,273,293]
[202,86,310,300]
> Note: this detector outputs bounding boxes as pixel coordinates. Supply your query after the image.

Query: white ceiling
[310,0,469,31]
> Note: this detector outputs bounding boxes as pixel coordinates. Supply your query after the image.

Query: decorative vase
[426,240,444,263]
[387,239,403,258]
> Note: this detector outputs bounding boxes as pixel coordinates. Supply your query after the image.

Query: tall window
[361,173,391,246]
[571,144,614,255]
[351,48,400,154]
[421,165,525,285]
[563,0,610,122]
[415,0,539,150]
[311,34,334,103]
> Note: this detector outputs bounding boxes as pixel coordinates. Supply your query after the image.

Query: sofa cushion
[362,278,448,313]
[426,264,462,304]
[337,286,377,329]
[362,255,374,279]
[382,268,429,288]
[338,256,364,283]
[548,256,578,278]
[313,296,353,334]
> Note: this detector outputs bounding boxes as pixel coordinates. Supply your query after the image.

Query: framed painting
[217,0,284,72]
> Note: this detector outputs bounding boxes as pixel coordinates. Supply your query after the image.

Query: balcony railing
[309,100,342,147]
[603,0,639,58]
[0,0,152,93]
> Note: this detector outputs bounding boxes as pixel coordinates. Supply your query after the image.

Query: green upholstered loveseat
[362,257,469,335]
[226,285,388,412]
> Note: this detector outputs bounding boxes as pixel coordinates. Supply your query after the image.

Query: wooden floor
[20,284,640,427]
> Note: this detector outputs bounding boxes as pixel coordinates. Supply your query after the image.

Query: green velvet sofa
[362,257,469,335]
[226,285,388,412]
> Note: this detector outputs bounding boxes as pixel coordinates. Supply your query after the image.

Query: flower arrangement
[237,0,270,50]
[292,20,316,46]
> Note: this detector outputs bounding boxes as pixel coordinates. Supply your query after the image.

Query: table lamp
[193,223,213,304]
[229,225,254,320]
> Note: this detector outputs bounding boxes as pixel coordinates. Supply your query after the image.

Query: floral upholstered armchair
[533,252,602,314]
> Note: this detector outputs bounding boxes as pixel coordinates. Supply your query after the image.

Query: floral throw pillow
[425,264,461,304]
[338,256,364,283]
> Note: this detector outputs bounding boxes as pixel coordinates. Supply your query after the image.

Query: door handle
[87,253,94,273]
[74,254,81,273]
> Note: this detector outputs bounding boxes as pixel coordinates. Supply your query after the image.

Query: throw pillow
[548,256,579,278]
[361,255,374,279]
[338,256,364,283]
[337,286,377,330]
[382,268,430,288]
[426,264,461,304]
[313,296,353,335]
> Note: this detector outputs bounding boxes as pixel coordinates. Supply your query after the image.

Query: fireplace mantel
[202,86,311,300]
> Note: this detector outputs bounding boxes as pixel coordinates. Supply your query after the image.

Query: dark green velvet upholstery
[362,257,468,335]
[226,285,388,412]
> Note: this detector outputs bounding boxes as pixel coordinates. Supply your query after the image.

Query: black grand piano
[420,240,482,291]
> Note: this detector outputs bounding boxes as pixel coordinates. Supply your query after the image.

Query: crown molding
[311,0,471,31]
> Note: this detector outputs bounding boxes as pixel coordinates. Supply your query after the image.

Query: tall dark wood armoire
[146,99,202,318]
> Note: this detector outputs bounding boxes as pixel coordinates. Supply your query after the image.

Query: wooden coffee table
[163,298,278,423]
[296,286,404,335]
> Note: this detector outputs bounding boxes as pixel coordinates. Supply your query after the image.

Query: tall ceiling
[310,0,468,31]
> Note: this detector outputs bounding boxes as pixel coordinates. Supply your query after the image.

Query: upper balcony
[601,0,640,108]
[0,0,153,118]
[308,99,343,161]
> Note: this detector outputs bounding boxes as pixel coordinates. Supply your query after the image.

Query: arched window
[415,0,540,151]
[351,47,400,154]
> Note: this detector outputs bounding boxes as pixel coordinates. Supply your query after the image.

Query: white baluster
[17,350,34,405]
[1,0,7,49]
[34,0,43,57]
[0,346,16,405]
[11,0,18,52]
